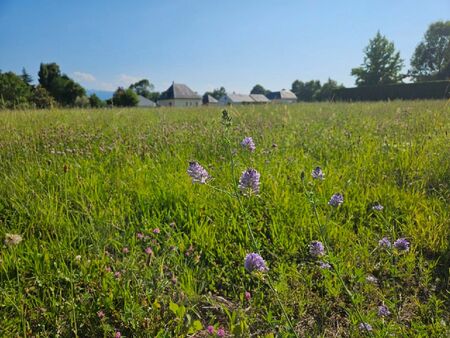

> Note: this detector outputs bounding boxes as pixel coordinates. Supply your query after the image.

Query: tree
[31,85,55,109]
[38,62,86,106]
[89,93,105,108]
[129,79,155,98]
[291,80,321,101]
[74,95,90,108]
[250,84,270,95]
[410,21,450,81]
[21,68,33,86]
[351,32,404,86]
[112,87,139,107]
[318,78,344,101]
[205,87,226,100]
[0,71,31,109]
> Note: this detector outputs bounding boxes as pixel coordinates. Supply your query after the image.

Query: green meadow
[0,101,449,337]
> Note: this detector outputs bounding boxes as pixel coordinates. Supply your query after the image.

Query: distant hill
[86,90,113,100]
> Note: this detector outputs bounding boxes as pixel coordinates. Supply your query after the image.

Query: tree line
[1,21,448,108]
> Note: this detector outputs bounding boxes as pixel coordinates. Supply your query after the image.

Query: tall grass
[0,101,448,337]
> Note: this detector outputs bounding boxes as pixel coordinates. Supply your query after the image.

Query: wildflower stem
[302,177,374,337]
[221,121,298,337]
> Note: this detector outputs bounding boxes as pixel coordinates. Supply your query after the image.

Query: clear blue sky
[0,0,448,93]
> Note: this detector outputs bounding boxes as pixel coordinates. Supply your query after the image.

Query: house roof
[224,93,254,103]
[250,94,270,102]
[203,94,218,104]
[159,82,201,100]
[267,90,297,100]
[137,95,156,107]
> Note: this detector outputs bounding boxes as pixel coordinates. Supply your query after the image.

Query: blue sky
[0,0,448,93]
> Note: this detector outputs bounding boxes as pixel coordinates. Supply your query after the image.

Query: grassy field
[0,101,449,337]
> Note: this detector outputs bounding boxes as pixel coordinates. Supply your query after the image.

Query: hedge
[334,81,450,101]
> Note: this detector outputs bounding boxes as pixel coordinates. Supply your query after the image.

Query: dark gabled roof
[203,94,218,104]
[250,94,270,102]
[137,95,156,107]
[159,82,201,100]
[267,90,297,100]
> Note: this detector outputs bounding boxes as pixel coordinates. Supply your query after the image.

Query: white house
[267,90,297,104]
[158,82,202,107]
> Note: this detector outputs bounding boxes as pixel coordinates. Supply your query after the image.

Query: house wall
[158,99,201,107]
[271,99,297,104]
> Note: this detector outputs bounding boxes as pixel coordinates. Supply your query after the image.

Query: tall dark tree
[351,32,404,86]
[38,63,61,88]
[38,63,85,106]
[250,84,270,95]
[410,21,450,81]
[21,68,33,86]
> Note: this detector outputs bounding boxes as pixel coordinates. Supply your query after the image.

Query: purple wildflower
[311,167,324,180]
[115,331,122,338]
[207,325,214,334]
[241,137,256,152]
[114,271,121,279]
[393,238,410,251]
[328,193,344,207]
[359,322,373,332]
[309,241,325,258]
[137,232,144,240]
[378,237,391,248]
[217,327,225,337]
[244,253,268,272]
[145,247,153,255]
[97,310,105,319]
[319,261,331,269]
[105,266,112,273]
[378,305,391,317]
[122,247,129,254]
[245,291,251,301]
[238,168,260,195]
[187,161,209,184]
[153,228,160,234]
[372,203,384,211]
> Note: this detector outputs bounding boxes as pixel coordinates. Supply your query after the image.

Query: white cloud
[73,71,96,82]
[117,74,142,87]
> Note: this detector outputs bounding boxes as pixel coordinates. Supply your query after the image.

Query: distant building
[267,90,297,104]
[219,93,255,105]
[158,82,202,107]
[249,94,270,103]
[137,95,156,107]
[202,94,218,105]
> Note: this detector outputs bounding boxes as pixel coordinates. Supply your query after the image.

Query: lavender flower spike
[378,237,391,248]
[244,253,268,272]
[309,241,325,258]
[311,167,324,180]
[241,137,256,152]
[358,322,373,332]
[378,305,391,317]
[187,161,209,184]
[238,168,260,195]
[393,238,410,251]
[328,193,344,207]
